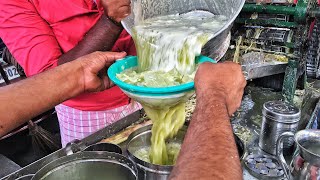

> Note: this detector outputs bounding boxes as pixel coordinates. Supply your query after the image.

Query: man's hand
[195,62,246,116]
[101,0,131,23]
[75,51,126,93]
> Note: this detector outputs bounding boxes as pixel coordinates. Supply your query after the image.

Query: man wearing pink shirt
[0,0,141,147]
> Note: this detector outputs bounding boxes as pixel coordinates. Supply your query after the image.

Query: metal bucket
[32,152,138,180]
[122,0,245,59]
[277,130,320,179]
[126,125,186,180]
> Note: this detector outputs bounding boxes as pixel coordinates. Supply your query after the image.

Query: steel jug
[277,130,320,180]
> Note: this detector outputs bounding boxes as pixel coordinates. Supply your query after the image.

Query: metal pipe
[242,3,308,22]
[235,18,298,28]
[242,4,296,15]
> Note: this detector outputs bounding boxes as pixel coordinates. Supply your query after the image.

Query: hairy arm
[0,52,126,137]
[170,93,242,180]
[170,62,246,180]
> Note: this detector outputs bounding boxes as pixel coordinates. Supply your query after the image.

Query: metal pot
[126,125,186,180]
[32,151,138,180]
[126,125,245,180]
[121,0,245,60]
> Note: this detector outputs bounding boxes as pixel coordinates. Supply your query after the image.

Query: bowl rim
[126,124,188,169]
[107,55,216,94]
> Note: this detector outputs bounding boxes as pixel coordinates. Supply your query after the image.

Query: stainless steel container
[259,101,301,155]
[126,125,187,180]
[122,0,245,60]
[127,125,245,180]
[32,151,138,180]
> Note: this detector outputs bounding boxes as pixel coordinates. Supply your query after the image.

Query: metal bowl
[126,125,187,180]
[126,124,245,179]
[122,0,245,59]
[32,152,138,180]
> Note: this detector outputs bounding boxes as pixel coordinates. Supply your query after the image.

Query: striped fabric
[56,102,142,147]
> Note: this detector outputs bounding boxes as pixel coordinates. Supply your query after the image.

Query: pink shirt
[0,0,136,111]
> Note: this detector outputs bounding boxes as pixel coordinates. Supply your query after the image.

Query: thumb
[98,51,127,63]
[84,51,127,73]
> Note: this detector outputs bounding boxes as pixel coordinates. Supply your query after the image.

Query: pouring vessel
[122,0,245,59]
[277,130,320,180]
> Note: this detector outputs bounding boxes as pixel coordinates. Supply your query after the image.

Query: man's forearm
[0,62,83,137]
[170,92,242,180]
[58,15,123,65]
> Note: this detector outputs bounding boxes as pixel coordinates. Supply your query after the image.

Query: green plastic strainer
[108,56,216,107]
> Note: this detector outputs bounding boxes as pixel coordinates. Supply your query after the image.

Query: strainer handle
[196,56,217,64]
[276,132,295,180]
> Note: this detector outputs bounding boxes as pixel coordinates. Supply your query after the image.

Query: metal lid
[262,101,300,123]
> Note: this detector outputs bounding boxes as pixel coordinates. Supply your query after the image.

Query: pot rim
[295,130,320,163]
[126,124,187,170]
[32,151,138,180]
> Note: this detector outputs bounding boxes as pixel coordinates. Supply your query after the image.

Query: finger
[109,80,115,88]
[103,75,114,89]
[91,52,126,71]
[114,6,131,22]
[310,166,318,180]
[80,51,126,77]
[227,87,244,116]
[103,0,130,8]
[97,51,127,62]
[85,51,126,63]
[294,156,304,171]
[227,98,240,116]
[98,66,114,90]
[93,77,110,93]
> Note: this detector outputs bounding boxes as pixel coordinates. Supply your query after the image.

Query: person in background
[0,0,141,147]
[0,51,246,179]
